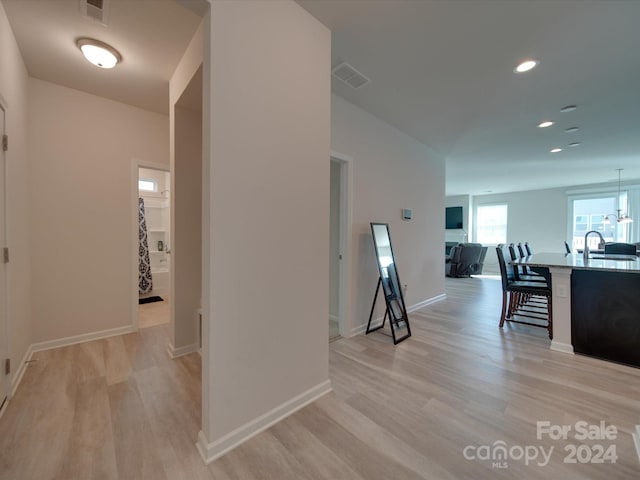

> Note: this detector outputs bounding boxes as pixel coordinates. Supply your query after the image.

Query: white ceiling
[298,0,640,196]
[3,0,201,115]
[5,0,640,196]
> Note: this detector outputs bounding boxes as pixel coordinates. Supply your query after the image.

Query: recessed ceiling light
[568,142,581,147]
[538,121,554,128]
[76,38,121,69]
[564,127,580,133]
[550,148,563,153]
[560,105,577,113]
[514,59,538,73]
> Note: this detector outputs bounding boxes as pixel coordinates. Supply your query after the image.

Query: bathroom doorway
[134,164,171,329]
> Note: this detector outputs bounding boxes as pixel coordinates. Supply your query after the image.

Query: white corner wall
[198,0,331,462]
[0,0,32,393]
[331,95,446,335]
[28,79,169,344]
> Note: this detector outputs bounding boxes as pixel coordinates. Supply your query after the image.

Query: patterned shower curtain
[138,197,153,294]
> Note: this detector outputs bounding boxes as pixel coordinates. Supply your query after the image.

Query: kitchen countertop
[513,252,640,273]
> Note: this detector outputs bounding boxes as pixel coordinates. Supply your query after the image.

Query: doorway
[133,163,171,330]
[0,104,8,410]
[329,154,352,339]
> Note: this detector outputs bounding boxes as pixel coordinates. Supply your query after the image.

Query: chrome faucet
[583,230,605,260]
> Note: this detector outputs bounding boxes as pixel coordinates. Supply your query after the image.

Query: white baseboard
[196,379,332,464]
[351,293,447,337]
[166,342,200,359]
[350,323,368,337]
[11,344,34,398]
[31,325,137,353]
[550,341,574,354]
[407,294,446,313]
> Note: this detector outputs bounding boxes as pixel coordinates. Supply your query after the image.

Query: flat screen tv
[445,206,463,229]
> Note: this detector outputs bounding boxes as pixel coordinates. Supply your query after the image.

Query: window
[476,204,507,244]
[138,179,157,192]
[569,193,628,250]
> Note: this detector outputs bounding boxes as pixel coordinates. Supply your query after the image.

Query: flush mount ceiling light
[565,126,580,133]
[560,105,577,113]
[568,142,581,147]
[550,148,563,153]
[538,121,554,128]
[514,59,538,73]
[76,38,121,69]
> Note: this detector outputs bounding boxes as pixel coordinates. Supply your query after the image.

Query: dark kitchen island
[512,252,640,367]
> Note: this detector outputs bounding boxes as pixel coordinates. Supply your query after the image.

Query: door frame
[131,159,171,330]
[330,151,353,338]
[0,100,9,410]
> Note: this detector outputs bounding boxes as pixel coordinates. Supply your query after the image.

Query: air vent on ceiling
[79,0,110,26]
[331,62,371,90]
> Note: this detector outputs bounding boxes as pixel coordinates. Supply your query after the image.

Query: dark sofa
[445,243,488,277]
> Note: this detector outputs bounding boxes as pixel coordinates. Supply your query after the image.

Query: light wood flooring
[1,277,639,479]
[138,297,170,329]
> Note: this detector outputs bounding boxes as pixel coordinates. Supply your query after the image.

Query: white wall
[0,0,31,391]
[473,187,569,273]
[199,0,330,461]
[331,95,446,334]
[29,78,169,343]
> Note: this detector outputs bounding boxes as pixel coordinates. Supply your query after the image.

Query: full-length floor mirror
[367,222,411,344]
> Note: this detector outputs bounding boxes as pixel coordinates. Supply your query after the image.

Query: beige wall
[169,21,203,353]
[28,78,169,343]
[173,104,202,350]
[199,0,331,460]
[0,0,31,390]
[331,95,446,334]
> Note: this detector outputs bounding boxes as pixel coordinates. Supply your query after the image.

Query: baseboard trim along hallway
[196,380,333,464]
[30,325,137,353]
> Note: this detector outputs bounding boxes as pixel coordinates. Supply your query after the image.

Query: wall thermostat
[402,208,412,220]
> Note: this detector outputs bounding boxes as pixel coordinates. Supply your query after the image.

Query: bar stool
[509,243,546,283]
[603,242,636,255]
[496,244,552,339]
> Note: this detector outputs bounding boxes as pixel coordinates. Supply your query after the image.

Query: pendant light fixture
[76,38,121,69]
[603,168,633,224]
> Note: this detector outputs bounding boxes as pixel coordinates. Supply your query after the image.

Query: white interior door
[0,105,9,409]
